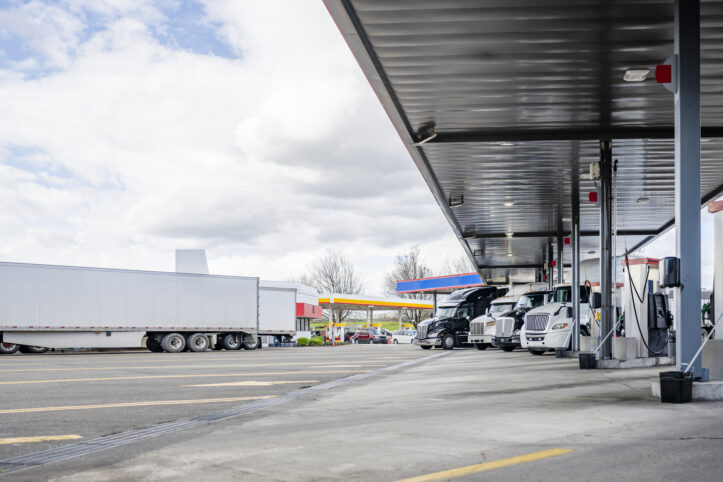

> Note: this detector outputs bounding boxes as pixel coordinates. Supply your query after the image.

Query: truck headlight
[551,322,569,330]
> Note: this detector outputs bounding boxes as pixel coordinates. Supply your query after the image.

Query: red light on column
[589,191,598,203]
[656,64,672,84]
[543,275,548,281]
[564,237,571,245]
[551,260,557,267]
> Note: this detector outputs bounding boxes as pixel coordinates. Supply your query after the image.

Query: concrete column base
[596,356,675,369]
[612,337,638,361]
[652,380,723,401]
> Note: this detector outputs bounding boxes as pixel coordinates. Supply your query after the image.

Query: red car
[351,329,388,344]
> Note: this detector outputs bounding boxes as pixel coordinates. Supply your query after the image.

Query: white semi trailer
[0,261,259,354]
[257,282,298,347]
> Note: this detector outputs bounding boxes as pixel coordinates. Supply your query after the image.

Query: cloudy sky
[0,0,716,294]
[0,0,470,294]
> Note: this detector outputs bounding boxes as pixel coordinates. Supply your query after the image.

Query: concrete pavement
[1,346,721,480]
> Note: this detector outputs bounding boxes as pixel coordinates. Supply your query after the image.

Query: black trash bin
[579,352,596,369]
[659,371,693,403]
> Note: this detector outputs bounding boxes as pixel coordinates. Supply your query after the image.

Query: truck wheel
[146,336,163,353]
[222,334,242,350]
[186,333,209,352]
[18,345,48,354]
[242,337,258,350]
[161,333,186,353]
[528,348,545,355]
[0,342,19,354]
[441,334,455,350]
[475,343,488,350]
[420,345,432,350]
[501,346,515,352]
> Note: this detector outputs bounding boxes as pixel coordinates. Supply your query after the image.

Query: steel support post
[547,241,554,289]
[572,191,581,352]
[557,233,564,284]
[674,0,702,376]
[599,140,614,360]
[432,292,437,314]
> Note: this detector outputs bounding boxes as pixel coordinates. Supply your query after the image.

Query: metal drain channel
[0,351,449,475]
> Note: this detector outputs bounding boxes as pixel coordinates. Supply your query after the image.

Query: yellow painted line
[184,380,319,387]
[396,449,574,482]
[0,362,391,373]
[0,435,83,445]
[0,396,275,415]
[0,370,369,386]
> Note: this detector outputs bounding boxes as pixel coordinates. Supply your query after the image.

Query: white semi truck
[0,261,259,354]
[520,284,592,355]
[468,296,518,350]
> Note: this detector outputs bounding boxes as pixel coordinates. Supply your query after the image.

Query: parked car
[344,330,356,343]
[392,329,417,344]
[351,328,388,344]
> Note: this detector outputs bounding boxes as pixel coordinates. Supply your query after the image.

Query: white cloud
[0,0,462,293]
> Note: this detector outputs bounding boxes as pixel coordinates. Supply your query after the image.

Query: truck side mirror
[590,292,602,310]
[466,315,470,321]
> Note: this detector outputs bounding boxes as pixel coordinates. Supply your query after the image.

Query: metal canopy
[325,0,723,274]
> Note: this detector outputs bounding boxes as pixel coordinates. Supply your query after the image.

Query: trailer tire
[186,333,209,352]
[0,342,19,354]
[161,333,186,353]
[242,337,258,350]
[420,345,432,350]
[18,345,48,354]
[146,336,164,353]
[501,346,515,352]
[441,334,455,350]
[222,334,242,350]
[475,343,488,350]
[528,348,546,355]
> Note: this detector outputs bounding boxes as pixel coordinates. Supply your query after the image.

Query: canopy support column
[432,292,437,314]
[572,183,581,352]
[599,139,614,360]
[674,0,702,376]
[556,232,563,284]
[547,240,554,290]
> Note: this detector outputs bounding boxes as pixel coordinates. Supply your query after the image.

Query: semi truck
[415,286,506,349]
[256,281,302,347]
[468,295,518,350]
[491,290,550,351]
[0,261,259,354]
[520,284,592,355]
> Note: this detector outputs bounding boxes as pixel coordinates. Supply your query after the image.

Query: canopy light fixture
[588,250,597,255]
[500,142,514,147]
[562,217,571,222]
[507,252,513,257]
[415,123,437,145]
[636,197,650,203]
[473,249,484,256]
[503,201,514,207]
[505,232,514,238]
[448,194,464,207]
[623,68,649,82]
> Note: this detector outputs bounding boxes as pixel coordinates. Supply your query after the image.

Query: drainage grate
[0,351,449,475]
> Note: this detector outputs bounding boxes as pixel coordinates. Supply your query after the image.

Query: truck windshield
[490,302,514,314]
[552,287,589,304]
[516,294,545,309]
[436,305,459,318]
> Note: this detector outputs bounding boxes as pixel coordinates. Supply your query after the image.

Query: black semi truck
[416,286,506,350]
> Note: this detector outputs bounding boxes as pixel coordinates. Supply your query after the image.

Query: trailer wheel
[501,346,515,352]
[222,334,242,350]
[242,338,258,350]
[146,336,163,353]
[0,342,19,354]
[161,333,186,353]
[185,333,209,352]
[441,334,455,350]
[18,345,48,354]
[475,343,488,350]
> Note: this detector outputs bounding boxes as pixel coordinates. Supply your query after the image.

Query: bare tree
[298,250,364,322]
[443,255,475,275]
[384,245,432,326]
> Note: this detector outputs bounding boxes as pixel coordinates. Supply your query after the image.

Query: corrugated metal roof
[325,0,723,276]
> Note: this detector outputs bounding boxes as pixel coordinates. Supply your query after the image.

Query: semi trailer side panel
[0,262,258,333]
[258,286,296,336]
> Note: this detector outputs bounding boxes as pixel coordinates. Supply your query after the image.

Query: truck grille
[525,313,550,332]
[495,317,514,337]
[469,321,485,336]
[417,325,428,339]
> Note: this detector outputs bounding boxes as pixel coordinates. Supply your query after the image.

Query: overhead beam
[464,229,659,239]
[422,126,723,144]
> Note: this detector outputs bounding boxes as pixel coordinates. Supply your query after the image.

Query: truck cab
[491,291,550,352]
[520,285,592,355]
[416,286,504,350]
[468,296,517,350]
